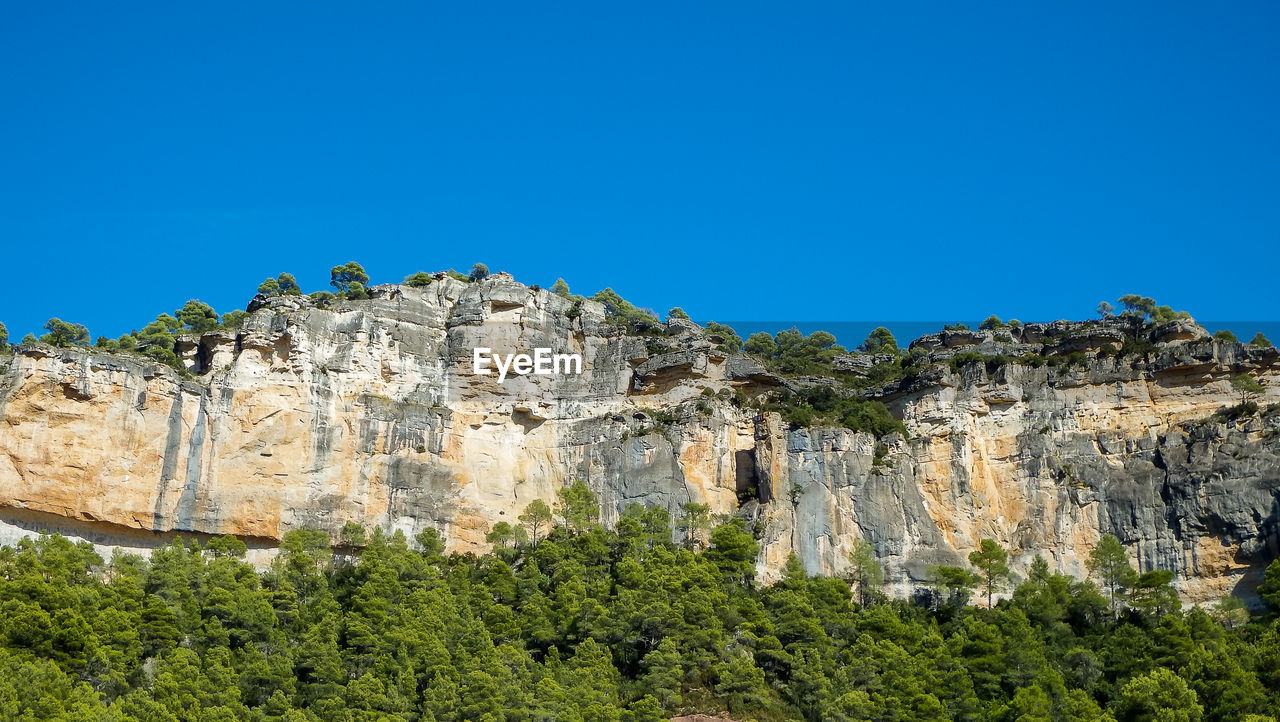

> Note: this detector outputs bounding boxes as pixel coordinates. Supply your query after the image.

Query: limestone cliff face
[0,277,761,564]
[756,344,1280,603]
[1,276,1277,605]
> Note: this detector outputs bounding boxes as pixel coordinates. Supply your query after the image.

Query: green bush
[40,318,90,347]
[220,310,249,329]
[177,300,220,334]
[645,340,678,356]
[859,327,898,354]
[403,271,433,288]
[949,351,985,371]
[1013,353,1044,368]
[345,281,370,300]
[850,358,913,389]
[259,272,303,297]
[1114,294,1191,325]
[593,288,666,336]
[765,386,907,438]
[1120,337,1157,357]
[329,261,369,294]
[309,291,337,308]
[745,328,847,376]
[1215,401,1258,421]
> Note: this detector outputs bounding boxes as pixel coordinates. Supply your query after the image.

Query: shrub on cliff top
[745,328,847,376]
[859,326,898,354]
[704,322,741,353]
[258,272,303,297]
[345,281,370,300]
[135,315,183,364]
[220,310,248,329]
[403,271,433,288]
[40,318,90,347]
[1114,294,1191,326]
[594,288,665,336]
[949,351,985,371]
[309,290,337,308]
[177,299,220,334]
[329,261,369,295]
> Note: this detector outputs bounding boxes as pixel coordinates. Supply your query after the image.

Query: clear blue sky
[2,2,1277,339]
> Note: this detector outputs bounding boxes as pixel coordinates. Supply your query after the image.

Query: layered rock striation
[1,276,1277,604]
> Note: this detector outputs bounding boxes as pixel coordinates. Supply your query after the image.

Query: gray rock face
[0,278,1277,606]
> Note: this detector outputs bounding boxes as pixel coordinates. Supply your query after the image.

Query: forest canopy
[1,489,1278,721]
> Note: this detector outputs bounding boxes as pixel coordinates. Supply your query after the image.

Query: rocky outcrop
[757,352,1280,604]
[1,277,1277,606]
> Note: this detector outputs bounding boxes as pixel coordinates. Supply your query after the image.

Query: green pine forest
[3,480,1280,721]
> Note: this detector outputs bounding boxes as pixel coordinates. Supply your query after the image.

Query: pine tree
[1087,534,1137,619]
[639,637,683,709]
[846,539,884,607]
[968,538,1012,608]
[555,481,599,535]
[518,499,553,544]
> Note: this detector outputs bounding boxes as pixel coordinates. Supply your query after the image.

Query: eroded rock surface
[1,277,1277,604]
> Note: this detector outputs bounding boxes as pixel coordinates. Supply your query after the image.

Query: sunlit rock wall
[1,275,1277,605]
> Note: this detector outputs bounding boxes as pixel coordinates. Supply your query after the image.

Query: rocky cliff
[1,275,1277,605]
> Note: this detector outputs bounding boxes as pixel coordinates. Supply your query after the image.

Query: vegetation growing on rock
[403,271,433,288]
[329,261,370,296]
[593,288,666,336]
[743,329,847,377]
[257,273,302,297]
[859,326,898,354]
[2,271,1272,450]
[40,318,90,347]
[755,386,907,439]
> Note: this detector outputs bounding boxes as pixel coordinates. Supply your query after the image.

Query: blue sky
[2,2,1277,340]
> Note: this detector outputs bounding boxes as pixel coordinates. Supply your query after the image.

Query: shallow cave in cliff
[735,448,768,504]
